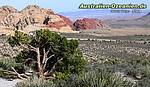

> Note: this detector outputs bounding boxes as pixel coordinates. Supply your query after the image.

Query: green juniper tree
[8,29,86,79]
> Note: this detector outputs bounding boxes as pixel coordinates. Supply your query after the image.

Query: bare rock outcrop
[1,13,35,29]
[0,6,17,25]
[57,14,74,28]
[73,18,106,30]
[0,5,74,34]
[20,5,54,24]
[45,15,73,32]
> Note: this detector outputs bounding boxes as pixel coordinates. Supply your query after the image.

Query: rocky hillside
[0,5,109,35]
[0,5,74,35]
[0,6,17,22]
[73,18,108,30]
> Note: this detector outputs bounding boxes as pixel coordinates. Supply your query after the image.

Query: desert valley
[0,4,150,87]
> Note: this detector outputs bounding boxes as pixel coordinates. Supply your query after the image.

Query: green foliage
[0,70,17,79]
[16,78,55,87]
[54,72,70,80]
[135,76,150,87]
[16,69,134,87]
[8,29,86,80]
[56,49,86,79]
[69,69,134,87]
[104,58,123,65]
[0,58,25,79]
[0,58,24,73]
[8,31,30,46]
[129,57,149,66]
[14,50,29,63]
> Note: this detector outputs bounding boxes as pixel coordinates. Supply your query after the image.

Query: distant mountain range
[60,10,150,29]
[60,9,149,21]
[105,12,150,28]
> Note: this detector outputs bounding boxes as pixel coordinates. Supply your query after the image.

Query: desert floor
[81,28,150,37]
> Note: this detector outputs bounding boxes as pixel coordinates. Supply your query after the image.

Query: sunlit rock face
[0,5,74,35]
[0,6,17,23]
[73,18,106,30]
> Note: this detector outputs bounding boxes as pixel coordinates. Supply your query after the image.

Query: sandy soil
[0,24,77,36]
[81,28,150,37]
[0,25,150,37]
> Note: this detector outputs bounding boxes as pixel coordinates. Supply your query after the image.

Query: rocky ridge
[0,5,74,35]
[0,6,17,22]
[0,5,108,35]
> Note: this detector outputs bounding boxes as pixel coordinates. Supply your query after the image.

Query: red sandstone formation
[57,14,74,28]
[0,5,74,34]
[73,18,105,30]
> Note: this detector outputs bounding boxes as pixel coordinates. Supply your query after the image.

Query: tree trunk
[36,47,44,78]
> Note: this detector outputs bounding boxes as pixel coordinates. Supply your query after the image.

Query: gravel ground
[79,40,150,61]
[0,78,21,87]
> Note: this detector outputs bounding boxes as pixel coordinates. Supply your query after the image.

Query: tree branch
[0,69,29,79]
[24,58,34,64]
[36,47,44,77]
[11,67,25,80]
[42,43,54,64]
[43,54,55,70]
[19,44,28,50]
[0,69,16,74]
[45,46,51,56]
[19,44,36,52]
[28,45,37,51]
[44,57,63,76]
[46,42,55,55]
[42,48,46,64]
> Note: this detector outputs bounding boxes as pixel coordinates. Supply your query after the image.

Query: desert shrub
[16,78,55,87]
[129,57,149,66]
[0,70,17,79]
[0,58,25,73]
[53,69,134,87]
[8,31,30,47]
[72,69,134,87]
[0,58,25,79]
[16,69,134,87]
[104,58,123,65]
[135,76,150,87]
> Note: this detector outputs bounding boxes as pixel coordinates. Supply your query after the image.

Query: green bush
[0,58,25,73]
[16,78,55,87]
[135,76,150,87]
[8,31,30,46]
[70,69,134,87]
[16,69,134,87]
[0,58,25,79]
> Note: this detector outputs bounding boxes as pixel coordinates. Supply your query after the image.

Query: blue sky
[0,0,150,12]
